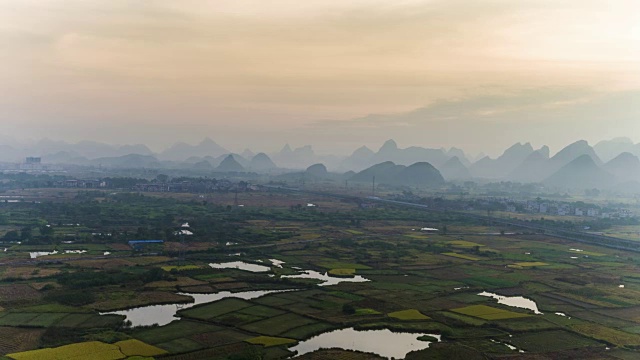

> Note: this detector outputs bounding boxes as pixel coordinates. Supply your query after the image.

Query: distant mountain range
[3,136,640,190]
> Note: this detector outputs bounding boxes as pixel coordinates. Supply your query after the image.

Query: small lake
[289,328,440,359]
[478,292,543,314]
[281,270,370,286]
[209,261,271,272]
[102,290,289,327]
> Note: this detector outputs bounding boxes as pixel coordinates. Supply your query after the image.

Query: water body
[209,261,270,272]
[30,250,58,258]
[102,290,290,327]
[281,270,370,286]
[270,259,285,268]
[289,328,441,359]
[490,339,525,353]
[30,250,88,259]
[478,292,543,314]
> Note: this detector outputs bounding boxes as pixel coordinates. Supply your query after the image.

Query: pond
[102,289,290,327]
[209,261,271,272]
[289,328,441,359]
[478,292,542,314]
[281,270,370,286]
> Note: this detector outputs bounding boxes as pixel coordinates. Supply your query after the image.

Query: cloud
[302,89,640,155]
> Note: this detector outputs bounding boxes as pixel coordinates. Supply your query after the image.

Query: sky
[1,0,639,156]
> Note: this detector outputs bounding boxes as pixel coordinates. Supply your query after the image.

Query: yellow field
[451,305,530,320]
[8,339,166,360]
[8,341,124,360]
[115,339,167,357]
[328,268,356,276]
[447,240,484,248]
[511,262,549,267]
[441,252,481,261]
[246,336,297,347]
[388,309,430,320]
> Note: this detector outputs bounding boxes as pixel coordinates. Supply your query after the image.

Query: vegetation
[1,187,639,359]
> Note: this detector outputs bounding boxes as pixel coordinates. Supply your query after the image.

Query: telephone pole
[372,176,376,196]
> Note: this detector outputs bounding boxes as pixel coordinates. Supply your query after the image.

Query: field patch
[0,284,41,303]
[388,309,430,320]
[0,327,44,355]
[7,341,124,360]
[160,265,201,271]
[133,320,222,345]
[246,336,297,347]
[115,339,166,357]
[511,262,549,267]
[571,323,640,346]
[241,313,317,336]
[509,330,600,352]
[179,298,253,321]
[441,253,481,261]
[451,305,530,320]
[447,240,484,248]
[316,261,371,270]
[328,268,356,276]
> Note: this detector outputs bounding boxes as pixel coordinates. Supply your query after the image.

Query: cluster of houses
[133,180,260,193]
[48,178,261,194]
[54,179,108,188]
[498,199,634,219]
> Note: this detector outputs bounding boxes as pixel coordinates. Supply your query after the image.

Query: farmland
[0,187,639,359]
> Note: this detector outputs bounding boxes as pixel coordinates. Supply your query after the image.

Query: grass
[115,339,167,357]
[388,309,430,320]
[451,305,530,320]
[245,336,297,347]
[441,253,481,261]
[356,308,382,315]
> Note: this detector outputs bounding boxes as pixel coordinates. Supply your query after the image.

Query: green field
[451,305,531,320]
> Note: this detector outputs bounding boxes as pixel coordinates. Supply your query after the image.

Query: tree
[342,303,356,315]
[3,230,19,241]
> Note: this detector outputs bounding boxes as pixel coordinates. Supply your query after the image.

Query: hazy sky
[2,0,639,156]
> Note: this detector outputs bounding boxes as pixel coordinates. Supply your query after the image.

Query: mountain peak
[217,154,245,172]
[379,139,398,153]
[280,144,292,154]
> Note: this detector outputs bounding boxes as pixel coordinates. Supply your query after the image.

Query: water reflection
[289,328,440,359]
[209,261,271,272]
[478,292,542,314]
[102,290,290,327]
[281,270,370,286]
